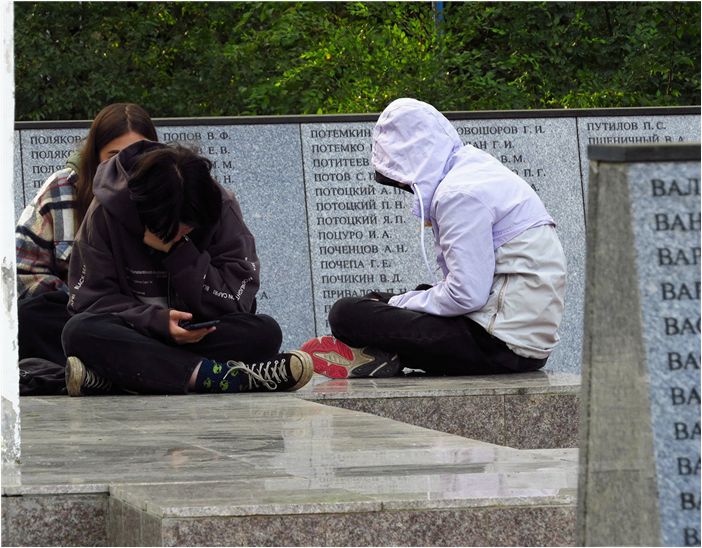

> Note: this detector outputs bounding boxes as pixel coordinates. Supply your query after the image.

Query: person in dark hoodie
[302,98,566,378]
[15,103,158,395]
[62,141,314,395]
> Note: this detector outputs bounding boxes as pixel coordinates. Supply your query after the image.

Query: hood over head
[91,139,163,235]
[372,98,463,219]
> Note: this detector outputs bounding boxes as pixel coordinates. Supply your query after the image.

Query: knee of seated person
[521,358,548,372]
[61,313,87,349]
[255,314,283,354]
[328,297,362,331]
[62,313,109,345]
[62,311,91,331]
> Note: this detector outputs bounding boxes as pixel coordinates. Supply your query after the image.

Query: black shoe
[225,351,314,392]
[300,336,401,379]
[65,356,113,396]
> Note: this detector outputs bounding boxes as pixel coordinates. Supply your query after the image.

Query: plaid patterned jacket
[16,167,78,299]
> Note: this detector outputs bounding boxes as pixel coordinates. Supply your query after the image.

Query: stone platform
[298,371,580,449]
[2,373,580,546]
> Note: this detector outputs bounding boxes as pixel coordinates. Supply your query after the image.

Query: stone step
[297,371,581,449]
[2,391,577,546]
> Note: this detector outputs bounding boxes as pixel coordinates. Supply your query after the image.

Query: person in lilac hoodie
[302,98,567,378]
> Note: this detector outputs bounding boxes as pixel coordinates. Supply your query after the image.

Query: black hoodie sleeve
[67,206,171,340]
[161,200,260,318]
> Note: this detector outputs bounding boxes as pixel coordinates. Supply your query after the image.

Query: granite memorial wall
[630,154,700,548]
[578,144,700,546]
[14,107,701,371]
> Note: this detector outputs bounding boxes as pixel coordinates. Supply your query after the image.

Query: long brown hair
[75,103,158,226]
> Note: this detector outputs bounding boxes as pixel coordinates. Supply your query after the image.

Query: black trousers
[18,290,70,364]
[329,295,547,375]
[18,291,70,395]
[62,312,282,394]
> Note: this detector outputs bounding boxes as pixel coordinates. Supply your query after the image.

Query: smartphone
[178,319,220,331]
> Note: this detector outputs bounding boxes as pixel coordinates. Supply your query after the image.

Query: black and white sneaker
[300,336,401,379]
[65,356,114,397]
[225,351,314,392]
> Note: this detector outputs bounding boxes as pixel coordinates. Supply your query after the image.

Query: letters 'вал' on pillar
[577,144,701,547]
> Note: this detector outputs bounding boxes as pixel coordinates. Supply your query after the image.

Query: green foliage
[14,1,700,120]
[438,1,701,110]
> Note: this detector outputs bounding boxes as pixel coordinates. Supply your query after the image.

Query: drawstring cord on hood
[413,184,438,285]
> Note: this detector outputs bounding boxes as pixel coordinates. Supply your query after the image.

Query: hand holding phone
[178,319,220,331]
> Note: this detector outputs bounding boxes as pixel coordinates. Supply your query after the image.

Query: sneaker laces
[224,358,289,391]
[84,369,112,391]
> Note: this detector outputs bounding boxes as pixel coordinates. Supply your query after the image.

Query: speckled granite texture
[505,393,580,449]
[579,150,701,546]
[155,506,575,547]
[300,371,580,448]
[2,493,108,547]
[4,392,577,546]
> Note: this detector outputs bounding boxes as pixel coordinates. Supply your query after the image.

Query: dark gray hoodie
[67,140,260,342]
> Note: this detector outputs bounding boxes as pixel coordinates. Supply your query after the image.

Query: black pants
[18,290,70,364]
[62,312,282,394]
[329,296,547,375]
[18,291,70,395]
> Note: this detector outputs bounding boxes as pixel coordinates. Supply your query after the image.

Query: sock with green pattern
[193,359,245,393]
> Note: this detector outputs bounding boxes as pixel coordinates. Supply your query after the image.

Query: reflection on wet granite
[4,391,578,546]
[320,395,507,445]
[298,370,580,399]
[300,371,580,449]
[109,497,162,547]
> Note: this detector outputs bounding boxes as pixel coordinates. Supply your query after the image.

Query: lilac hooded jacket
[372,99,566,358]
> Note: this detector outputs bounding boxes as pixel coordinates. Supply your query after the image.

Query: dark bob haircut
[127,145,223,242]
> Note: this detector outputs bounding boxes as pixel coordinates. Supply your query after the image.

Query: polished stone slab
[146,505,575,547]
[3,394,577,546]
[578,114,701,204]
[578,146,701,547]
[298,371,580,448]
[2,493,108,547]
[299,370,580,398]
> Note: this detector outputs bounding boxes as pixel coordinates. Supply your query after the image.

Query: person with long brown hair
[16,103,158,395]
